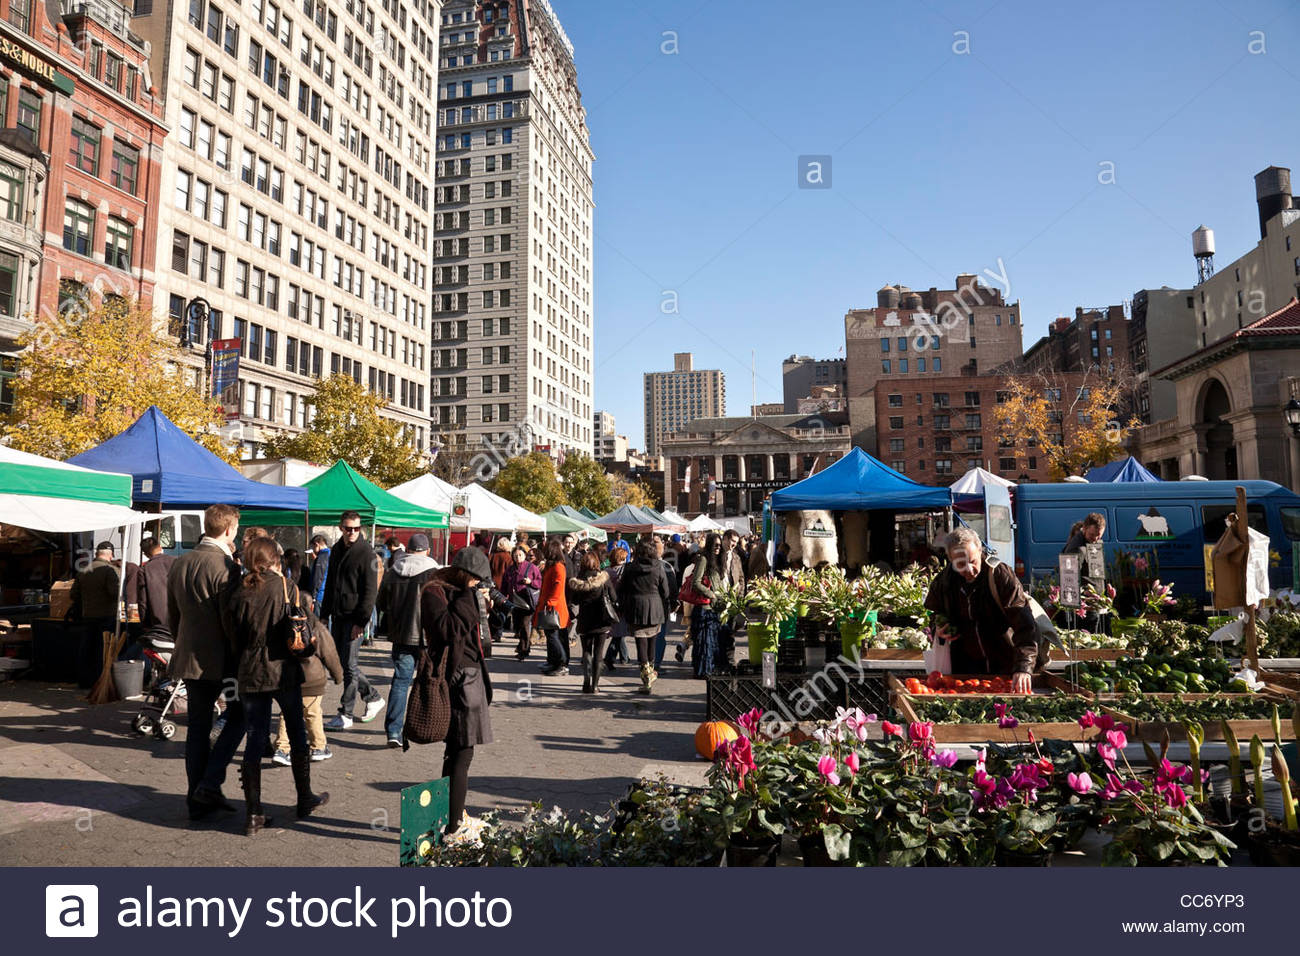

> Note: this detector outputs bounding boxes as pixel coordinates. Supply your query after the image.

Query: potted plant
[809,568,877,660]
[702,709,788,865]
[1244,732,1300,866]
[744,577,797,663]
[779,709,877,865]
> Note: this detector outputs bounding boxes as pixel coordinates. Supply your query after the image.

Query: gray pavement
[0,628,710,866]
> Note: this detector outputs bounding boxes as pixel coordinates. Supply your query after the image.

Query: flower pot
[1245,823,1300,867]
[797,833,839,867]
[725,834,780,867]
[746,623,779,664]
[994,846,1053,867]
[1111,617,1142,638]
[837,613,875,660]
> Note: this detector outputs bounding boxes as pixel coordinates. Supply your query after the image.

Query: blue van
[1013,480,1300,602]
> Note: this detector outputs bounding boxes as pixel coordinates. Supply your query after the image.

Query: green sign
[0,35,76,95]
[398,777,450,866]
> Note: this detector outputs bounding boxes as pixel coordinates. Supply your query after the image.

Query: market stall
[541,509,607,542]
[591,504,681,535]
[1083,456,1161,483]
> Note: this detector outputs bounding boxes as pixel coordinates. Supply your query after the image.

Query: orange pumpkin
[695,720,739,760]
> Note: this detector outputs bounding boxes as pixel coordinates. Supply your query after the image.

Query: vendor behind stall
[69,541,120,637]
[923,528,1039,693]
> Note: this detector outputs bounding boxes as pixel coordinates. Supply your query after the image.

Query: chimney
[1254,166,1293,239]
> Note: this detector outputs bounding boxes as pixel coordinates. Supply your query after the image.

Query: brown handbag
[403,638,451,746]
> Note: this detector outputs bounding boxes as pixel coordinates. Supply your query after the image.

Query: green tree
[2,295,232,461]
[262,373,426,486]
[557,452,616,515]
[492,452,567,514]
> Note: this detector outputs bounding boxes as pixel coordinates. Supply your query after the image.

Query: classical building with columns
[1129,297,1300,489]
[660,412,851,518]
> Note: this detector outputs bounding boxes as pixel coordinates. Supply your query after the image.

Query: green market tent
[0,445,146,533]
[577,507,600,520]
[541,508,607,542]
[241,461,448,529]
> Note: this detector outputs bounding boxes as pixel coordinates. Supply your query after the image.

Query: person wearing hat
[69,541,121,640]
[375,533,441,747]
[419,547,494,840]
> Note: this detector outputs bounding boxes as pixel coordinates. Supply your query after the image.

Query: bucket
[112,660,146,699]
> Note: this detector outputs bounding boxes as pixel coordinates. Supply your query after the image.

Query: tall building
[432,0,594,460]
[782,354,845,412]
[134,0,442,457]
[845,274,1022,450]
[1,0,166,410]
[643,351,724,457]
[1129,287,1196,424]
[592,408,625,462]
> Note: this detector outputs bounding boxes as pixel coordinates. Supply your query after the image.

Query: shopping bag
[923,635,952,675]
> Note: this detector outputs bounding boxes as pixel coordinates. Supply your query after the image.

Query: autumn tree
[610,474,659,510]
[2,295,232,461]
[993,363,1140,480]
[262,373,426,486]
[491,452,567,513]
[557,452,616,515]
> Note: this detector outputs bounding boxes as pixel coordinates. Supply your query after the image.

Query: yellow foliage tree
[611,474,659,510]
[993,365,1140,481]
[2,296,232,461]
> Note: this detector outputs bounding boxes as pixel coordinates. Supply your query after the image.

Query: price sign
[451,494,469,520]
[761,651,776,689]
[1058,553,1081,608]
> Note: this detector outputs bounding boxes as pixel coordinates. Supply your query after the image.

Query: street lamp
[1285,398,1300,438]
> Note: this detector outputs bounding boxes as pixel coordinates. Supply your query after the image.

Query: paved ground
[0,627,710,866]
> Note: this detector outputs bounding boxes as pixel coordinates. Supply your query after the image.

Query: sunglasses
[341,525,362,534]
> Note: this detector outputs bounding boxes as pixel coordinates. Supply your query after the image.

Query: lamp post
[1285,398,1300,438]
[181,296,212,391]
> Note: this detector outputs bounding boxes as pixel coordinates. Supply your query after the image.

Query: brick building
[1022,305,1130,377]
[0,0,165,405]
[845,274,1022,451]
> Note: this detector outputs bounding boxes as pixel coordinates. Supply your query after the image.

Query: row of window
[881,358,941,374]
[439,128,514,151]
[887,391,982,408]
[890,436,984,453]
[888,413,982,430]
[61,200,134,270]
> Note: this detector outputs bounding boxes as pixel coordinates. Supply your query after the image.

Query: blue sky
[557,0,1300,449]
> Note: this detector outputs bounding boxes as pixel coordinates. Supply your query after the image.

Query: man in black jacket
[376,534,440,747]
[322,511,383,729]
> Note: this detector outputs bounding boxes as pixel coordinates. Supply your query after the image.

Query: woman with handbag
[501,546,542,660]
[618,540,672,694]
[686,533,726,678]
[222,538,329,835]
[533,537,571,676]
[419,547,494,841]
[566,550,618,694]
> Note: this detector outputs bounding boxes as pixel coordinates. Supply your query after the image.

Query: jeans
[384,646,417,740]
[244,688,309,765]
[512,609,533,658]
[332,617,378,715]
[604,632,628,665]
[185,678,247,796]
[654,623,668,671]
[543,627,568,667]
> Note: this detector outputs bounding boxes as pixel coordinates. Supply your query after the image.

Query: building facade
[845,274,1022,450]
[134,0,442,457]
[432,0,594,460]
[592,408,626,462]
[1,0,166,409]
[1129,287,1196,424]
[781,354,845,412]
[643,351,724,457]
[661,412,851,517]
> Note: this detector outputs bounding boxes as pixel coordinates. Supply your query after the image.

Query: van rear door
[985,482,1015,571]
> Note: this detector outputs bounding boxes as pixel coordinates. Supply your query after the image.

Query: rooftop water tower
[1192,225,1215,285]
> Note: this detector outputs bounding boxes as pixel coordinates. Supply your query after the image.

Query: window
[965,391,981,406]
[69,117,100,174]
[889,416,903,429]
[16,90,40,143]
[0,252,18,318]
[917,358,926,372]
[881,360,890,373]
[899,359,908,373]
[934,414,950,430]
[880,338,890,353]
[105,217,133,270]
[933,357,941,372]
[106,54,123,91]
[0,161,24,222]
[935,459,953,476]
[7,0,31,31]
[111,142,140,194]
[967,436,983,451]
[889,438,905,453]
[888,393,903,407]
[62,199,95,256]
[897,337,907,351]
[999,457,1016,471]
[966,413,982,429]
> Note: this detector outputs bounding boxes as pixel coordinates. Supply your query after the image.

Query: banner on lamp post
[210,338,243,421]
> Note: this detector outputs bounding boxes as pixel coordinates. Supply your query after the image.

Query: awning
[241,461,448,528]
[769,447,952,512]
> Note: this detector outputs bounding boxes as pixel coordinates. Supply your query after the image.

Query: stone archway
[1200,378,1236,480]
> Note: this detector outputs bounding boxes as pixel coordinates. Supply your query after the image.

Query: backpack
[596,579,620,628]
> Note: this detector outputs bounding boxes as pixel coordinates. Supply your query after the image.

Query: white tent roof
[0,493,153,534]
[687,514,724,532]
[660,509,691,526]
[463,483,546,532]
[388,473,457,515]
[950,467,1014,497]
[388,475,546,532]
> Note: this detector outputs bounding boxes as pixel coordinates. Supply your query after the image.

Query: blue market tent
[769,447,952,512]
[68,406,308,510]
[1084,457,1161,483]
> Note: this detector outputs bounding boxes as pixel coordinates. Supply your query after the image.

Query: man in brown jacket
[167,504,244,820]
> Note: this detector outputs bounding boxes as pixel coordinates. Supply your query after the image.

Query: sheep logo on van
[1135,507,1173,540]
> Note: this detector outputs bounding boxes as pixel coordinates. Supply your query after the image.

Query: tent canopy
[769,447,952,512]
[387,473,457,518]
[0,446,147,532]
[1084,457,1161,483]
[67,406,307,510]
[659,508,691,526]
[639,506,686,530]
[592,503,678,534]
[577,507,600,520]
[542,509,608,541]
[950,466,1014,498]
[463,483,546,533]
[688,514,724,532]
[551,504,595,523]
[242,461,448,528]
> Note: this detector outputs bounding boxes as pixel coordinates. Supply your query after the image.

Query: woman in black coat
[566,550,616,694]
[617,541,672,694]
[220,538,328,835]
[420,547,494,839]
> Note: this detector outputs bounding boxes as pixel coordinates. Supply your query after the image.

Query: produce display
[1110,694,1284,723]
[1066,652,1238,695]
[903,672,1027,695]
[865,625,930,650]
[911,695,1097,724]
[1260,610,1300,658]
[1054,628,1129,651]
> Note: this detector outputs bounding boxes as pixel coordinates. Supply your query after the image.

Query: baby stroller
[131,628,186,740]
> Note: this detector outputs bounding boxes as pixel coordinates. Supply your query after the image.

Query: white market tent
[387,475,546,533]
[0,446,147,533]
[687,513,725,532]
[462,483,546,533]
[950,466,1014,498]
[660,508,692,527]
[388,473,458,519]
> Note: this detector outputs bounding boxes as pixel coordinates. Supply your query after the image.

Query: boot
[239,761,272,835]
[589,654,602,693]
[580,647,593,693]
[291,752,330,819]
[638,662,654,695]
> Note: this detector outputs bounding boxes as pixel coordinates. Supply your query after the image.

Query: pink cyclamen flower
[1106,583,1117,599]
[736,707,764,740]
[881,720,903,738]
[930,749,959,769]
[975,748,987,773]
[1105,728,1128,751]
[1097,741,1118,769]
[1095,713,1116,734]
[908,721,934,745]
[1078,711,1097,730]
[1134,557,1148,572]
[998,714,1019,729]
[845,751,861,776]
[817,755,841,787]
[1067,771,1093,794]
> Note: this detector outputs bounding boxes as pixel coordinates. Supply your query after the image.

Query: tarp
[769,447,952,512]
[1084,457,1161,483]
[541,509,608,541]
[67,406,307,510]
[592,504,679,534]
[387,473,458,519]
[577,507,600,520]
[660,509,692,526]
[241,461,448,528]
[0,493,154,534]
[0,445,133,506]
[640,506,686,530]
[551,504,595,523]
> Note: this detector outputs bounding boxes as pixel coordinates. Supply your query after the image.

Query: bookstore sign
[0,35,76,95]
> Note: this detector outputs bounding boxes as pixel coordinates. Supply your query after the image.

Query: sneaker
[271,750,291,767]
[387,737,403,749]
[360,697,385,723]
[310,747,333,762]
[675,643,686,663]
[540,665,569,677]
[324,713,353,730]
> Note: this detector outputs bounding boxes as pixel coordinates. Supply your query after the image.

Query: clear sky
[557,0,1300,448]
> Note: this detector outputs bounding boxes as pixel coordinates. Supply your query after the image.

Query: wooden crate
[862,648,923,661]
[889,674,1100,744]
[1073,691,1297,743]
[863,647,1127,663]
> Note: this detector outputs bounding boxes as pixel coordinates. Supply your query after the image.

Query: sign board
[209,338,242,421]
[1058,553,1081,608]
[1204,544,1216,595]
[451,494,469,520]
[761,650,776,689]
[398,777,450,866]
[715,479,791,492]
[802,517,835,538]
[0,35,76,95]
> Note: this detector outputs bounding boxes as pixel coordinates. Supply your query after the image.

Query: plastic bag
[923,635,953,675]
